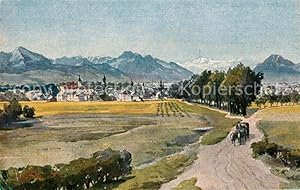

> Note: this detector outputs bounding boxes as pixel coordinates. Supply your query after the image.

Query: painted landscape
[0,1,300,190]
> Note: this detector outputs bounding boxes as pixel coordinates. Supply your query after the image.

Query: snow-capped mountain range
[0,46,192,84]
[180,57,256,74]
[1,46,299,84]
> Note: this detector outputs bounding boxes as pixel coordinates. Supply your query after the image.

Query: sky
[0,0,300,63]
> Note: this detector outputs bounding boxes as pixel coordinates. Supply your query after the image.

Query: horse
[230,131,239,146]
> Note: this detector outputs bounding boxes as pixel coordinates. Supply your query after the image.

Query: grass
[259,121,300,149]
[88,125,199,167]
[0,101,159,116]
[0,100,239,189]
[174,101,240,145]
[258,105,300,149]
[113,151,198,190]
[256,105,300,189]
[0,100,239,146]
[172,177,202,190]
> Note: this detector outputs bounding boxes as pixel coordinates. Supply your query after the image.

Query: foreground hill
[254,54,300,83]
[0,47,193,84]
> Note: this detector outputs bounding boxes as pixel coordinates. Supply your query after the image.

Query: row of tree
[255,92,300,109]
[169,63,264,115]
[0,98,35,128]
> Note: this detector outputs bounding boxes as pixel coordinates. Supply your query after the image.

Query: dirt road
[160,109,285,190]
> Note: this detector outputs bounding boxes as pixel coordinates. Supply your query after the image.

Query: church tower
[78,75,82,87]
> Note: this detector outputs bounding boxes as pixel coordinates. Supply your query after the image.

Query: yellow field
[258,105,300,122]
[257,105,300,149]
[0,101,160,116]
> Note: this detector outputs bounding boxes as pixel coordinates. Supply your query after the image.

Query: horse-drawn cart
[230,122,250,146]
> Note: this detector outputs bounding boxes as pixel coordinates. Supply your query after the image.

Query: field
[0,101,159,116]
[257,105,300,149]
[257,105,300,189]
[0,100,238,189]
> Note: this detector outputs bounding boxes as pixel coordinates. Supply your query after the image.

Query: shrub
[23,105,36,118]
[289,150,300,168]
[251,141,268,157]
[251,141,300,168]
[4,98,22,121]
[0,111,9,128]
[1,149,132,190]
[265,143,279,158]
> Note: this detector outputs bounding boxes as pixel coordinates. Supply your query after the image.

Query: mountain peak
[144,55,154,60]
[7,46,52,70]
[12,46,35,56]
[14,46,27,51]
[253,54,300,83]
[263,54,294,67]
[11,46,43,60]
[119,51,141,59]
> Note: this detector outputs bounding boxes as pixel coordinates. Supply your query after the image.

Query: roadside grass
[172,177,202,190]
[270,167,300,190]
[256,106,300,188]
[280,179,300,189]
[174,101,240,145]
[0,101,159,116]
[113,151,198,190]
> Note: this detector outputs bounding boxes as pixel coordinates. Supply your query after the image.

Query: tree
[255,97,262,109]
[178,63,263,115]
[23,105,36,118]
[169,83,182,98]
[266,93,277,107]
[255,96,267,109]
[222,63,263,115]
[290,90,299,105]
[4,98,22,121]
[206,71,225,108]
[195,70,212,102]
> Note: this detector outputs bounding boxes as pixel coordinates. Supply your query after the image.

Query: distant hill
[254,55,300,83]
[0,47,193,84]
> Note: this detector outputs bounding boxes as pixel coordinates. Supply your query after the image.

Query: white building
[56,76,99,101]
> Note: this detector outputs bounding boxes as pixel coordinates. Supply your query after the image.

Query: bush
[100,94,115,101]
[1,149,132,190]
[251,141,300,168]
[265,142,278,158]
[289,150,300,168]
[23,105,35,118]
[0,111,10,128]
[251,141,268,157]
[4,98,22,121]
